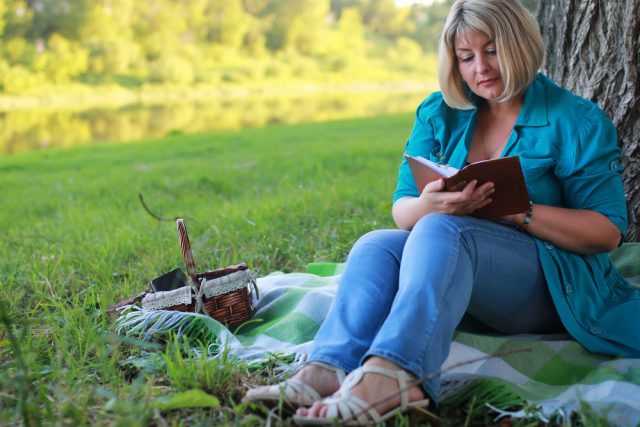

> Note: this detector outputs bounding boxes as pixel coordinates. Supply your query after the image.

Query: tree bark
[537,0,640,241]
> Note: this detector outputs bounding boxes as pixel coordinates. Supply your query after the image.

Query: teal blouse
[394,73,639,357]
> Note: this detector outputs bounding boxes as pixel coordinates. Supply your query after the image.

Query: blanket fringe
[114,306,224,343]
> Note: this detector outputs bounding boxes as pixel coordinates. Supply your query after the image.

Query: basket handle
[176,218,198,284]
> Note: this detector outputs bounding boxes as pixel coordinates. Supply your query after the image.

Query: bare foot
[296,357,426,420]
[244,362,342,402]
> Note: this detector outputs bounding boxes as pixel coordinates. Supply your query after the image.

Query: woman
[244,0,639,424]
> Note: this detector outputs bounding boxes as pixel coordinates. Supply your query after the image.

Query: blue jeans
[309,213,563,401]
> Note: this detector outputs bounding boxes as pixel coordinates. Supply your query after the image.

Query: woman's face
[454,31,504,101]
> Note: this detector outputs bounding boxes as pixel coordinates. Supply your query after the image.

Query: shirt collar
[515,73,549,127]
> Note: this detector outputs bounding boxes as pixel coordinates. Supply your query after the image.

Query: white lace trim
[202,270,251,298]
[139,269,256,312]
[141,286,192,310]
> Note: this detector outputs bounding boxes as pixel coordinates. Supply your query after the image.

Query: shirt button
[565,284,573,294]
[609,160,619,170]
[544,241,554,250]
[589,327,603,335]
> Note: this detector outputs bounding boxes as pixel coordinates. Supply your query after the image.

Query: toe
[308,401,327,418]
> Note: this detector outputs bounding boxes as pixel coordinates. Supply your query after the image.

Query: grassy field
[0,114,548,426]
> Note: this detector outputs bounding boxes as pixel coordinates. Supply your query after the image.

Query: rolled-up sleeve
[555,106,628,235]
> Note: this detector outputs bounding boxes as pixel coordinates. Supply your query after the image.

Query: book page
[413,156,459,178]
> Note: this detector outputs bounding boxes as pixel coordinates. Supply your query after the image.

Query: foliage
[0,0,452,96]
[33,33,89,84]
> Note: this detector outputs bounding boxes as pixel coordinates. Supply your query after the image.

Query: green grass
[0,115,402,426]
[0,115,563,426]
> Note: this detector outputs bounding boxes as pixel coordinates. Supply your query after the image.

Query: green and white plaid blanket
[116,243,640,426]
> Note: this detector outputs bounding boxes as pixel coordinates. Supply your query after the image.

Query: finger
[424,178,445,193]
[476,198,493,209]
[483,197,493,206]
[479,183,495,197]
[477,181,494,191]
[462,179,478,195]
[472,189,494,205]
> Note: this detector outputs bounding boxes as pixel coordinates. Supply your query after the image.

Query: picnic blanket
[116,243,640,426]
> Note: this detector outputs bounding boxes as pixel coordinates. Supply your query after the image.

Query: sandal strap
[269,379,321,404]
[244,362,348,407]
[324,393,381,424]
[293,365,426,425]
[339,366,412,410]
[268,362,347,403]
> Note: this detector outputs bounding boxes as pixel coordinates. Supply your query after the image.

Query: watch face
[150,268,188,292]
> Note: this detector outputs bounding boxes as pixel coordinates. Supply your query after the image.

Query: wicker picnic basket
[137,218,258,328]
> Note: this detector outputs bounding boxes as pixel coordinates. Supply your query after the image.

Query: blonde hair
[437,0,544,109]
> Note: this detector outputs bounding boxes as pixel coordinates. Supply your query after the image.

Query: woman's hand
[420,178,495,216]
[392,179,494,230]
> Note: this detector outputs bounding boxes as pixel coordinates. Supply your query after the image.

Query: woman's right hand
[392,179,495,230]
[419,178,495,216]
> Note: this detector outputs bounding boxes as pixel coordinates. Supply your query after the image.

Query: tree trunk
[537,0,640,241]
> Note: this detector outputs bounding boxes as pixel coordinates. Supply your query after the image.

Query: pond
[0,87,435,156]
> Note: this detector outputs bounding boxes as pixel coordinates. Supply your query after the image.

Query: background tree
[410,0,454,52]
[0,0,450,93]
[205,0,249,49]
[360,0,414,37]
[538,0,640,241]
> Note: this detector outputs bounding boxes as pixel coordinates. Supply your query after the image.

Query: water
[0,88,433,155]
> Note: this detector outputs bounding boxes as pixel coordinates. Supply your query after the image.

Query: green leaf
[153,389,220,411]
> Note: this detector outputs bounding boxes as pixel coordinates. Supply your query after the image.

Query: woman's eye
[459,56,473,63]
[486,49,497,56]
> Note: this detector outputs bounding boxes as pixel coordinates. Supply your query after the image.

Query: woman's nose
[475,55,490,73]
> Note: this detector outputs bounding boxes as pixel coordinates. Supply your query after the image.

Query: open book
[404,154,530,219]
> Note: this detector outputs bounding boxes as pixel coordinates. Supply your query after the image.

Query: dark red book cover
[404,154,530,219]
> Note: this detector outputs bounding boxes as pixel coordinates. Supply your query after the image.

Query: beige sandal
[242,361,346,408]
[291,365,430,426]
